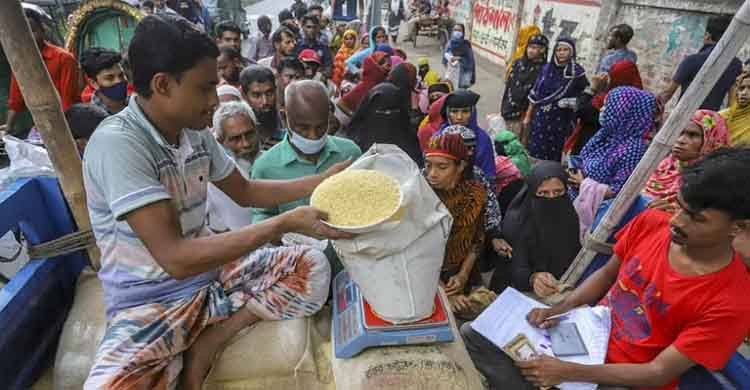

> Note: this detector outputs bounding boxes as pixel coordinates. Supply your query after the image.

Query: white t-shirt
[206,157,254,232]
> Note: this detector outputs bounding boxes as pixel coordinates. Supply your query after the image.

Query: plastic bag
[486,113,507,139]
[444,61,461,91]
[0,135,55,188]
[333,144,453,323]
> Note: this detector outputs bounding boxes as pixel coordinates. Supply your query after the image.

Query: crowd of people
[2,3,750,390]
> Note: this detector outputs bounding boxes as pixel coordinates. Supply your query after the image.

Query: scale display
[332,270,455,359]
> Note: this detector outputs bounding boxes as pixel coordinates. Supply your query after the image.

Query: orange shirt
[8,42,81,113]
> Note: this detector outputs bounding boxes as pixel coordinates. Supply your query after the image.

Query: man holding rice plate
[82,15,352,389]
[250,80,362,223]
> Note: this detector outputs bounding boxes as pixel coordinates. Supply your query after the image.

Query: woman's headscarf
[529,38,586,106]
[495,156,523,193]
[373,44,394,56]
[418,94,449,150]
[502,161,580,291]
[347,82,424,166]
[563,60,644,155]
[425,130,469,162]
[580,86,658,194]
[359,34,370,48]
[332,30,360,87]
[342,30,358,50]
[388,62,418,93]
[428,82,452,97]
[722,71,750,146]
[505,25,542,80]
[644,110,729,202]
[339,52,390,114]
[427,130,487,281]
[440,90,496,181]
[591,60,643,110]
[345,26,387,73]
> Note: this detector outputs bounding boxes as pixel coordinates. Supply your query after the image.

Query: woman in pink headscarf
[643,110,730,212]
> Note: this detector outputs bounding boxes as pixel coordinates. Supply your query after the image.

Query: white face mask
[287,118,328,154]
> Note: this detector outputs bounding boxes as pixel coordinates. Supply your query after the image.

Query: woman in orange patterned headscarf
[332,30,358,87]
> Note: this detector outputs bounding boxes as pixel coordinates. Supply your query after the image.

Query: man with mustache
[462,148,750,389]
[207,101,260,232]
[239,65,285,151]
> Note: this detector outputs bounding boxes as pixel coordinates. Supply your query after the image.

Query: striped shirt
[83,96,235,318]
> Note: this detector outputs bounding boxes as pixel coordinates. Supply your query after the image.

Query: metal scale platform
[332,270,455,359]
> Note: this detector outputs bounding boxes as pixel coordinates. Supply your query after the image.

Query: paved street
[397,31,506,129]
[245,0,507,128]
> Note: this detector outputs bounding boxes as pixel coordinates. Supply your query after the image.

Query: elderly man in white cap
[206,101,260,232]
[217,84,243,103]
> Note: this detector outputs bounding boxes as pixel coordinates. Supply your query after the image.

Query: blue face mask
[289,130,328,154]
[99,81,128,102]
[452,31,464,40]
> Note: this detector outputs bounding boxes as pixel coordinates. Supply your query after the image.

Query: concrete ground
[397,30,506,129]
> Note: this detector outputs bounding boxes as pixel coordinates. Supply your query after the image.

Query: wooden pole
[560,0,750,287]
[0,0,100,269]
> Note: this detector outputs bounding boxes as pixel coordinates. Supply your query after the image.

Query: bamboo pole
[0,0,100,269]
[560,1,750,287]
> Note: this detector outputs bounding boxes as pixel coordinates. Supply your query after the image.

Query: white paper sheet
[471,288,612,390]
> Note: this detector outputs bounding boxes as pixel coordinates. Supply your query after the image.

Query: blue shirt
[596,48,638,74]
[673,44,743,111]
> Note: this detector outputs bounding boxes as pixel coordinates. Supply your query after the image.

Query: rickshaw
[65,0,143,58]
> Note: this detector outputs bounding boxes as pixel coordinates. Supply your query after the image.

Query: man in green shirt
[251,80,361,223]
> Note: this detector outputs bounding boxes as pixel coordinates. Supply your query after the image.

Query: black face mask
[99,81,128,102]
[418,66,428,78]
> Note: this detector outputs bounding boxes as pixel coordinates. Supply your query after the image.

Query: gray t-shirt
[83,96,234,318]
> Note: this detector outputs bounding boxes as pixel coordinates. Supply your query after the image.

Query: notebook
[471,288,612,390]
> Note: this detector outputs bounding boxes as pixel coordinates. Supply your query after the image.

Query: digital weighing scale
[332,270,455,359]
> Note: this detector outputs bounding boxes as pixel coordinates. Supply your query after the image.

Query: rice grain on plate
[311,170,401,227]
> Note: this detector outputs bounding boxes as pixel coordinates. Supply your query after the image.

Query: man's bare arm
[659,81,680,104]
[125,199,348,280]
[528,255,621,328]
[519,345,695,387]
[126,199,286,279]
[4,110,18,132]
[214,159,351,208]
[567,346,695,387]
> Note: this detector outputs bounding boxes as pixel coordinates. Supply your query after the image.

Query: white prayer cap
[216,84,243,100]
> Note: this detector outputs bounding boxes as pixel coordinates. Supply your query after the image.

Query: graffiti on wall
[470,0,518,60]
[622,10,711,92]
[521,0,601,70]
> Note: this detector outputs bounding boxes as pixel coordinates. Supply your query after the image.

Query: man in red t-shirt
[4,9,81,136]
[461,148,750,389]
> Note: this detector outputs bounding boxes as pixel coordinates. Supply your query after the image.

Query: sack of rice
[311,169,402,229]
